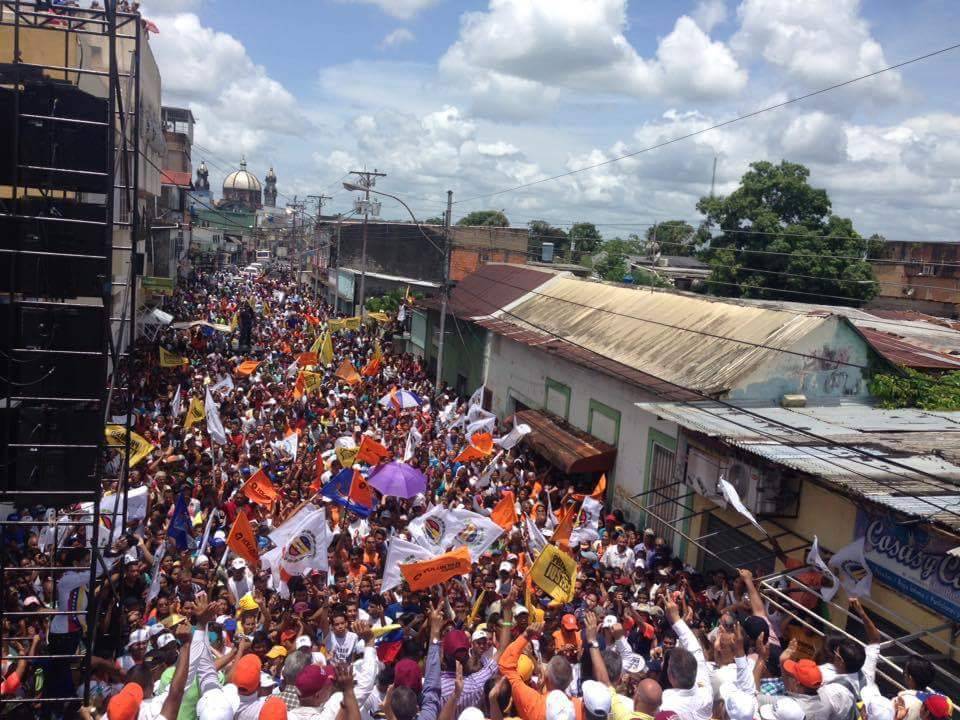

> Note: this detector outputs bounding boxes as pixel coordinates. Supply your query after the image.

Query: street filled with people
[0,267,953,720]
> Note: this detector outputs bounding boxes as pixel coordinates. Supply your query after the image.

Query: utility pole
[710,154,718,198]
[307,194,332,300]
[349,168,386,315]
[435,190,453,391]
[288,195,307,289]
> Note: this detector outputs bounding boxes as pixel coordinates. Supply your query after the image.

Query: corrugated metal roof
[637,400,960,530]
[417,264,562,318]
[856,327,960,369]
[497,281,831,395]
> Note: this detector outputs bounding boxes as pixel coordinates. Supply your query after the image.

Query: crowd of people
[0,267,953,720]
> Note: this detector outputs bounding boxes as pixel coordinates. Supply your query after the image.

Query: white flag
[545,490,557,529]
[382,537,435,592]
[205,389,227,445]
[196,509,217,562]
[719,476,767,536]
[262,504,318,587]
[467,404,494,424]
[828,537,873,598]
[496,419,531,451]
[468,385,484,409]
[171,385,183,417]
[403,423,422,462]
[449,509,504,558]
[210,374,235,394]
[280,431,299,461]
[146,543,167,605]
[477,451,503,489]
[408,506,465,553]
[438,400,458,426]
[806,535,840,602]
[397,304,406,323]
[467,415,497,439]
[525,514,548,555]
[280,509,332,578]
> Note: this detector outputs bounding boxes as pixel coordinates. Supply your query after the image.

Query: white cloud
[781,112,848,164]
[692,0,727,32]
[381,28,415,48]
[141,0,202,12]
[341,0,440,20]
[732,0,902,99]
[149,13,309,163]
[439,0,747,117]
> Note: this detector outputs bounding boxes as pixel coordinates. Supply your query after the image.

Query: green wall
[424,310,487,393]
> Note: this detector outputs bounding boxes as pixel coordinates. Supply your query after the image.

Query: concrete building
[870,241,960,317]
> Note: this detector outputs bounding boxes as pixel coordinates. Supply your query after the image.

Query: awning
[515,409,617,474]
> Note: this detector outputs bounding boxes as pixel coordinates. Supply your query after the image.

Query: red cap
[394,658,423,693]
[295,664,335,697]
[441,629,471,657]
[562,613,579,631]
[783,659,823,689]
[231,654,263,695]
[923,695,951,720]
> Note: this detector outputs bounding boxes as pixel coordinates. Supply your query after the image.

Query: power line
[452,42,960,205]
[449,279,960,521]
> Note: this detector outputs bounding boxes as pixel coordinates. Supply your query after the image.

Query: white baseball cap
[499,561,513,573]
[458,709,485,720]
[295,635,313,650]
[721,683,758,720]
[546,690,575,720]
[582,680,612,719]
[196,684,240,720]
[230,557,247,570]
[127,628,150,647]
[156,633,177,649]
[601,615,618,629]
[759,697,805,720]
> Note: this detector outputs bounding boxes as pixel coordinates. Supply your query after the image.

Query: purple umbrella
[367,461,428,499]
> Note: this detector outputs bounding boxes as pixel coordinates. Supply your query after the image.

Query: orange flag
[401,546,472,592]
[297,352,318,366]
[242,468,278,506]
[356,436,391,465]
[454,432,494,463]
[490,491,517,531]
[349,469,375,508]
[235,360,261,376]
[226,512,259,567]
[552,504,577,551]
[309,455,325,495]
[362,341,383,377]
[335,358,361,386]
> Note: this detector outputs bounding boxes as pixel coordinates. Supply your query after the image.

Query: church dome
[223,159,262,193]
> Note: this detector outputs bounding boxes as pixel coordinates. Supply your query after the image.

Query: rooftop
[637,400,960,531]
[418,263,563,318]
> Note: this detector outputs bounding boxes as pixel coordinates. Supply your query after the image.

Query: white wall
[485,333,677,523]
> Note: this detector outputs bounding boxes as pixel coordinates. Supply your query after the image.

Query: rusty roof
[417,263,562,318]
[515,409,617,474]
[494,280,832,396]
[855,327,960,370]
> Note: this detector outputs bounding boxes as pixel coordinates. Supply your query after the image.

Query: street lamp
[343,182,452,390]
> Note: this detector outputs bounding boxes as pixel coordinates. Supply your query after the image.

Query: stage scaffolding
[0,0,140,709]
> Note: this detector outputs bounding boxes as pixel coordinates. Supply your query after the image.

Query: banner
[171,385,183,417]
[227,511,259,567]
[829,537,873,599]
[298,352,318,367]
[321,468,374,517]
[449,509,504,558]
[243,469,279,506]
[368,311,390,324]
[401,546,472,591]
[159,347,189,368]
[146,543,166,605]
[490,491,517,531]
[336,445,360,468]
[184,397,205,429]
[403,423,422,462]
[857,510,960,620]
[104,425,156,467]
[382,537,436,592]
[356,436,391,465]
[236,360,261,376]
[319,332,334,366]
[496,420,531,451]
[279,431,299,461]
[529,544,577,603]
[167,495,193,551]
[408,506,466,553]
[280,508,331,578]
[525,514,548,555]
[205,389,227,445]
[719,476,767,536]
[210,374,235,394]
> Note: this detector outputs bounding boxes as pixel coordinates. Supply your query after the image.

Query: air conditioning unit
[725,459,786,515]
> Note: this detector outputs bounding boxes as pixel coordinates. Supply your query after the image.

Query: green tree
[424,216,445,225]
[568,222,603,255]
[528,219,569,258]
[643,220,698,256]
[594,236,641,282]
[697,160,877,306]
[456,210,510,227]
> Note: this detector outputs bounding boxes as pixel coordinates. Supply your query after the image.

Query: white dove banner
[496,420,531,451]
[829,537,873,598]
[719,476,767,536]
[450,509,504,558]
[205,388,228,445]
[408,505,466,553]
[403,423,423,462]
[280,508,332,578]
[806,535,840,602]
[382,537,436,592]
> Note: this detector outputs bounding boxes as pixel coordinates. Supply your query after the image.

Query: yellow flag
[310,332,323,354]
[336,445,360,468]
[104,425,156,467]
[184,397,205,429]
[303,370,324,394]
[328,318,345,333]
[344,316,361,331]
[264,301,271,316]
[159,347,189,368]
[368,311,390,324]
[319,331,334,366]
[529,545,577,603]
[230,313,238,331]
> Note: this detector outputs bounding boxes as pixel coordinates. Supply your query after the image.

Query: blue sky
[145,0,960,240]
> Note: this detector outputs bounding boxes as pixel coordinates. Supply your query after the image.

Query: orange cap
[259,696,288,720]
[107,683,144,720]
[231,654,263,695]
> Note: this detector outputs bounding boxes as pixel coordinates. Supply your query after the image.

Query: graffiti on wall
[795,345,863,397]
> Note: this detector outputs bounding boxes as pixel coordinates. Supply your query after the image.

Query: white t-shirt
[51,571,89,634]
[326,631,360,664]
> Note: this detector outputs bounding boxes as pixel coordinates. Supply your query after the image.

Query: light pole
[343,183,452,389]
